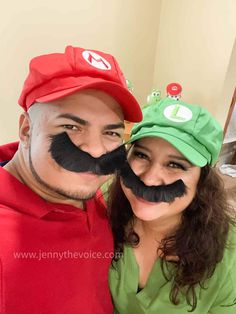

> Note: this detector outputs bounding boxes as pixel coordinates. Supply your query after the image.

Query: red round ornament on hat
[166,82,182,96]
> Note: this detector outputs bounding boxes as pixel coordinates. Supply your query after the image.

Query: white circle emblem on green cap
[164,104,193,123]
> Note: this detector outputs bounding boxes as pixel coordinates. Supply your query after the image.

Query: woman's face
[121,137,201,222]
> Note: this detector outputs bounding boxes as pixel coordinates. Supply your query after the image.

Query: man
[0,45,142,313]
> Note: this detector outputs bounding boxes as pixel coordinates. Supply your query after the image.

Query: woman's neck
[134,214,182,242]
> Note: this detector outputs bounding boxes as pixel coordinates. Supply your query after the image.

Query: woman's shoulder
[213,225,236,283]
[221,225,236,267]
[110,244,131,266]
[208,226,236,310]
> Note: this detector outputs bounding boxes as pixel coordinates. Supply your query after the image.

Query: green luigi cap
[129,98,223,167]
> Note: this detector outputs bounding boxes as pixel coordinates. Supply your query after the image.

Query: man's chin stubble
[29,150,97,202]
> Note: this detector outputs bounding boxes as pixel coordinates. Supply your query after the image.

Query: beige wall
[1,0,235,144]
[215,39,236,127]
[0,0,161,143]
[153,0,236,126]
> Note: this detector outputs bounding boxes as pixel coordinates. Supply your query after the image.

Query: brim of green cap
[128,131,208,167]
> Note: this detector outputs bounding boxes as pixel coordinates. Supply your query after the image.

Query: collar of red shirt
[0,141,106,224]
[0,141,19,162]
[0,166,105,229]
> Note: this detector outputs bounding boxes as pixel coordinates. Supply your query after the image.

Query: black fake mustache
[48,132,127,175]
[120,162,187,203]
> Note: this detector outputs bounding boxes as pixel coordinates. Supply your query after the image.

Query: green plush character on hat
[142,89,162,109]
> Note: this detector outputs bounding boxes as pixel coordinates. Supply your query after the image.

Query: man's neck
[4,153,84,209]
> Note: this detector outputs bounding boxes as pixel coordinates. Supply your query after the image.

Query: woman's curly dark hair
[107,165,236,312]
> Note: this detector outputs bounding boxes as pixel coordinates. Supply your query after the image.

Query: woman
[108,98,236,314]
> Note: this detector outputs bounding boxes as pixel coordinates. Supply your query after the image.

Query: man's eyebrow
[56,114,89,126]
[104,123,125,130]
[56,114,124,129]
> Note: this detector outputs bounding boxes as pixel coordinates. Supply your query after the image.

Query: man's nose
[76,132,107,158]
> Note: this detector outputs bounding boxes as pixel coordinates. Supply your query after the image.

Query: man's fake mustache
[120,162,187,203]
[48,132,127,175]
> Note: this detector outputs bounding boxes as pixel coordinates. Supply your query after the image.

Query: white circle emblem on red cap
[164,104,193,123]
[82,50,111,70]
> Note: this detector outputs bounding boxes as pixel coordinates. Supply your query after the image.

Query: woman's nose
[138,163,166,186]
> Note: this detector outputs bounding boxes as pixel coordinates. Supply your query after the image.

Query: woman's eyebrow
[134,143,151,152]
[134,144,192,165]
[168,154,192,164]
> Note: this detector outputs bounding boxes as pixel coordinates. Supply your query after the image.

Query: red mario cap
[18,45,142,122]
[166,82,182,96]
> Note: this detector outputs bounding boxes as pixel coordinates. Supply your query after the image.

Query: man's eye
[105,131,121,137]
[62,125,79,131]
[169,162,186,171]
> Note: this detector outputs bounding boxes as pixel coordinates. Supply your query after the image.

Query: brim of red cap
[35,78,142,122]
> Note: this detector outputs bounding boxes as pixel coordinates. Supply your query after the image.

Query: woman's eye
[133,151,149,160]
[169,162,186,170]
[62,125,79,131]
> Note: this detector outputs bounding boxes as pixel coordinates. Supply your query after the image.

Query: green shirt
[109,229,236,314]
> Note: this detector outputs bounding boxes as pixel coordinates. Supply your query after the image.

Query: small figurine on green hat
[142,89,162,109]
[166,82,182,101]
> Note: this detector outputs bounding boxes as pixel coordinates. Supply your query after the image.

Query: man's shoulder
[0,141,19,162]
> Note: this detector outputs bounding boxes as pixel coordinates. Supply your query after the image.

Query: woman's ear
[19,112,31,149]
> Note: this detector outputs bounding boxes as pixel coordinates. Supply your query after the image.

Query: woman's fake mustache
[120,162,187,203]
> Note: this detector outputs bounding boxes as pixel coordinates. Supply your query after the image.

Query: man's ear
[19,112,31,149]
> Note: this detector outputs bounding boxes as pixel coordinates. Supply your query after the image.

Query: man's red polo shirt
[0,142,113,313]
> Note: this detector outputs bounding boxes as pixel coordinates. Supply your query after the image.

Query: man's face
[26,89,124,201]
